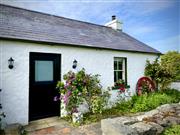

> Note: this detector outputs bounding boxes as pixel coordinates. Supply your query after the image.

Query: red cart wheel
[136,77,155,96]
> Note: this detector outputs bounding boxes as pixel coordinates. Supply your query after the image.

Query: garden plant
[145,51,180,90]
[55,68,110,122]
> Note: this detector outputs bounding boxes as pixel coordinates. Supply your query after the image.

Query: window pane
[117,61,123,70]
[114,61,117,70]
[35,60,53,82]
[114,71,117,82]
[117,71,123,80]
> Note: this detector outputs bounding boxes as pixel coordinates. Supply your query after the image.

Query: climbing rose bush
[56,68,110,114]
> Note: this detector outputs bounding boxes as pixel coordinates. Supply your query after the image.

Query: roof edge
[0,37,162,55]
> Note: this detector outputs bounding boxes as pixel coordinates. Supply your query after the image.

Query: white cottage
[0,4,160,125]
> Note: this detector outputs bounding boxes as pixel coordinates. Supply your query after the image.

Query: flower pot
[72,112,83,123]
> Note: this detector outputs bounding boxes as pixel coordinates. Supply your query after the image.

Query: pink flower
[67,90,72,96]
[63,95,68,105]
[63,91,72,105]
[119,87,125,92]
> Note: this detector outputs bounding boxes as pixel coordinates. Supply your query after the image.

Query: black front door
[29,52,61,121]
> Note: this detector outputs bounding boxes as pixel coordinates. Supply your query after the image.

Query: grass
[82,100,133,124]
[130,89,180,112]
[161,125,180,135]
[82,88,180,124]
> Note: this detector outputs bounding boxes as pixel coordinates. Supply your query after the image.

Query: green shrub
[144,58,174,90]
[161,125,180,135]
[161,51,180,81]
[131,89,180,113]
[91,93,109,114]
[145,58,160,81]
[163,89,180,102]
[145,51,180,89]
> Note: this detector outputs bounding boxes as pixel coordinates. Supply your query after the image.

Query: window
[114,57,127,83]
[35,60,54,82]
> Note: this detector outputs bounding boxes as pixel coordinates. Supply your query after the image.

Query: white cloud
[130,0,174,15]
[147,35,180,53]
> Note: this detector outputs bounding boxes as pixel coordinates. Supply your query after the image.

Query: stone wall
[101,103,180,135]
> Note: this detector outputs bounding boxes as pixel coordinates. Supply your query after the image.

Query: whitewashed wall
[170,82,180,91]
[0,40,157,125]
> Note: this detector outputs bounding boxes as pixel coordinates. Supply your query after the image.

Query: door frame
[29,52,61,121]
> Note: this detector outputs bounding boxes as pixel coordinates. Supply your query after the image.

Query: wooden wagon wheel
[136,77,156,96]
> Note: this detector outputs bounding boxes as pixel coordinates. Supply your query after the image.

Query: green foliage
[131,93,172,112]
[82,89,180,124]
[131,89,180,112]
[161,125,180,135]
[157,67,174,90]
[91,92,109,114]
[161,51,180,81]
[162,88,180,102]
[145,51,180,90]
[145,57,174,90]
[145,58,160,81]
[56,68,110,115]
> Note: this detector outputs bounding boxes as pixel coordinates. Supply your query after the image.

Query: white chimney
[105,15,123,31]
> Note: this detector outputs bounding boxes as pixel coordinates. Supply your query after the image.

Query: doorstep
[24,116,70,132]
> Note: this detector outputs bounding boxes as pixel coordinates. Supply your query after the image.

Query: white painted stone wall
[170,82,180,91]
[0,40,157,125]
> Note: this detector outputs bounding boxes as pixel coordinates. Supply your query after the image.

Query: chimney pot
[105,16,123,31]
[112,15,116,20]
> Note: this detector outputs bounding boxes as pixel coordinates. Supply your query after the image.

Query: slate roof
[0,4,160,54]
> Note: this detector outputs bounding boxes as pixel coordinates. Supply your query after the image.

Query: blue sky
[1,0,180,53]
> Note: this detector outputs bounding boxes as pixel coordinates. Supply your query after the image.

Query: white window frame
[114,57,126,82]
